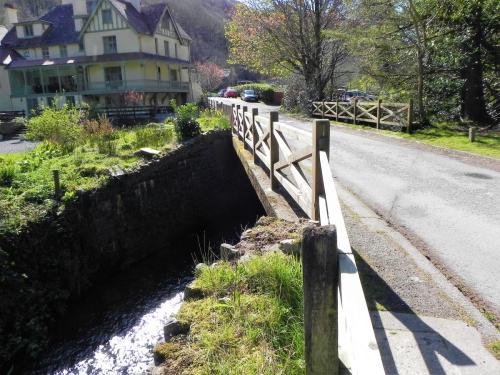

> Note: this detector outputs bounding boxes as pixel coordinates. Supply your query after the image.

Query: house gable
[83,0,130,34]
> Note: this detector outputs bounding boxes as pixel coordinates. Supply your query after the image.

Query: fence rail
[209,98,384,374]
[313,99,413,132]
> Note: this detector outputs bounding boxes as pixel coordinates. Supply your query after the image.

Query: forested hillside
[5,0,234,64]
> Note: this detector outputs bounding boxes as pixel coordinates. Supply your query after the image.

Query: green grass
[154,252,305,375]
[0,126,174,235]
[488,340,500,360]
[331,120,500,158]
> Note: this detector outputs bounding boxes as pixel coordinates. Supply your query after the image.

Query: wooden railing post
[302,225,339,375]
[242,106,248,144]
[322,101,325,119]
[353,98,358,125]
[335,99,339,122]
[407,99,413,134]
[236,104,241,138]
[269,111,279,191]
[377,99,382,130]
[312,119,330,220]
[251,108,258,163]
[231,104,236,134]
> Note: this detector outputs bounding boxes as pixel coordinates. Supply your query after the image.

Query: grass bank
[0,106,229,235]
[155,253,305,375]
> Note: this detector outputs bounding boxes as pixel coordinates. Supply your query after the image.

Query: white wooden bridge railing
[208,98,385,375]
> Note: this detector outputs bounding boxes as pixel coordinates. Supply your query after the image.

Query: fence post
[269,111,279,191]
[311,119,330,221]
[335,99,339,122]
[469,127,477,142]
[236,105,241,138]
[322,101,325,119]
[251,108,258,163]
[302,225,339,375]
[407,99,413,134]
[377,99,382,130]
[231,104,236,134]
[242,106,248,144]
[353,98,358,125]
[52,170,61,200]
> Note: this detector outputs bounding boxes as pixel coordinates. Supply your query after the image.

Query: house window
[24,25,34,37]
[103,36,117,54]
[157,67,161,81]
[42,47,50,59]
[104,66,122,88]
[22,50,30,58]
[79,41,85,52]
[60,45,67,58]
[174,43,178,58]
[102,9,113,25]
[170,69,178,81]
[164,41,169,56]
[155,38,159,54]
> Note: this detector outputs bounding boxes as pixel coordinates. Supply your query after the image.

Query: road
[0,134,36,154]
[214,97,500,313]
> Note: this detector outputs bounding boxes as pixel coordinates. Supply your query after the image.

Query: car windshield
[244,90,255,95]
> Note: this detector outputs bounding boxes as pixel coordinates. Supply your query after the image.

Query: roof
[2,0,191,50]
[6,52,190,69]
[2,4,79,49]
[0,47,22,66]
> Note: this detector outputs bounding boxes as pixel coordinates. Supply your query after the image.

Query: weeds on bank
[0,104,227,234]
[155,252,305,375]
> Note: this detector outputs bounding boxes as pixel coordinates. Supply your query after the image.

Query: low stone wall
[0,130,263,368]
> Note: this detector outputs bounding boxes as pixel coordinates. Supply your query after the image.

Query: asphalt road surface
[0,133,36,154]
[214,97,500,313]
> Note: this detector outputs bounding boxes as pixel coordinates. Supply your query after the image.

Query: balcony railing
[10,79,190,97]
[83,79,190,93]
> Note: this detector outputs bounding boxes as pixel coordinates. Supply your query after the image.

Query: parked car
[241,89,258,102]
[218,89,226,97]
[345,90,375,101]
[224,88,238,98]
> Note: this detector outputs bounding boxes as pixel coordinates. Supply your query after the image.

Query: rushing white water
[54,291,184,375]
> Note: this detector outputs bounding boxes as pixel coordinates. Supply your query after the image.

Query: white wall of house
[84,29,139,55]
[0,66,16,110]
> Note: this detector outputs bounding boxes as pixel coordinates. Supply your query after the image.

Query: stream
[20,227,249,375]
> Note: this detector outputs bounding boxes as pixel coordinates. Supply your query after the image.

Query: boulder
[220,243,239,260]
[184,281,204,300]
[134,147,160,158]
[279,239,301,256]
[194,262,208,277]
[163,318,190,341]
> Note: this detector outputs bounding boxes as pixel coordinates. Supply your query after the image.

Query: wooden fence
[209,98,384,375]
[313,99,413,132]
[0,110,26,122]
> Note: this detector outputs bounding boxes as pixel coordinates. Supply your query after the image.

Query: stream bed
[21,229,245,375]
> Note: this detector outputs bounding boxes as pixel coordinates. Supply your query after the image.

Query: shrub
[173,103,201,141]
[134,124,174,148]
[83,116,118,155]
[24,105,84,152]
[0,159,17,186]
[198,109,230,132]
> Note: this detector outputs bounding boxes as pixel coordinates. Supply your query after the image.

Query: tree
[195,62,225,92]
[226,1,348,102]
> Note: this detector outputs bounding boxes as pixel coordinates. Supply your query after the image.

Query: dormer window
[42,47,50,60]
[24,25,34,37]
[102,9,112,25]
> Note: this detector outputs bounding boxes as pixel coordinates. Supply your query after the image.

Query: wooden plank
[319,195,329,226]
[274,121,312,144]
[274,147,312,171]
[255,149,270,168]
[274,171,311,215]
[339,253,384,375]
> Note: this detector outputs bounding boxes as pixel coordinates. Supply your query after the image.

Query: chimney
[128,0,142,11]
[62,0,88,17]
[62,0,88,32]
[4,4,18,30]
